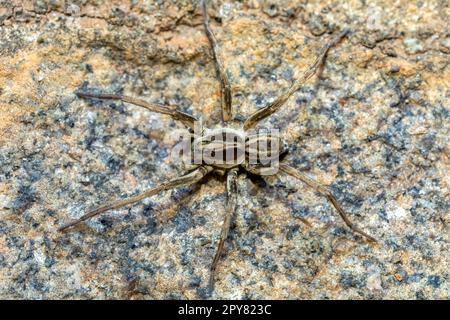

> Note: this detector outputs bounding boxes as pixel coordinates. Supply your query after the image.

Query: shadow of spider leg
[209,168,238,292]
[59,166,213,231]
[244,28,350,131]
[202,0,232,122]
[279,164,377,242]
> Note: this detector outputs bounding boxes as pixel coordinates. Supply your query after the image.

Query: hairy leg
[279,163,376,242]
[202,0,233,122]
[59,166,212,231]
[209,168,238,291]
[76,92,197,129]
[244,29,349,130]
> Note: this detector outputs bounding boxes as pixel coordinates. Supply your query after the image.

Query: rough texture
[0,0,448,299]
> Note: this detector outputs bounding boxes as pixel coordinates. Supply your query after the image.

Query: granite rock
[0,0,448,299]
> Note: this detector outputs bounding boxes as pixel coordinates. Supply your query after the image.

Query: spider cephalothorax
[60,0,376,292]
[186,127,286,173]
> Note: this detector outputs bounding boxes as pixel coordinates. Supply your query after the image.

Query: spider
[59,0,376,292]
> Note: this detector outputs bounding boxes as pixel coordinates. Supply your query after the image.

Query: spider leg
[244,29,349,130]
[209,168,238,291]
[59,166,212,231]
[76,92,198,129]
[201,0,233,122]
[279,163,376,242]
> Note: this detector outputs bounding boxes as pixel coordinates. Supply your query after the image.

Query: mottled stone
[0,0,448,299]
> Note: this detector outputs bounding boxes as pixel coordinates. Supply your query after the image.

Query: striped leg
[209,168,238,291]
[202,0,233,122]
[59,166,212,231]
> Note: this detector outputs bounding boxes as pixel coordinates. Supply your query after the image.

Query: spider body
[60,0,376,292]
[190,127,285,174]
[193,127,246,169]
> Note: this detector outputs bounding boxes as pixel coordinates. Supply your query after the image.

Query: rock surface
[0,0,448,299]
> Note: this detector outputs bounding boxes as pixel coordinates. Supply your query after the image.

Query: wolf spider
[59,0,376,291]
